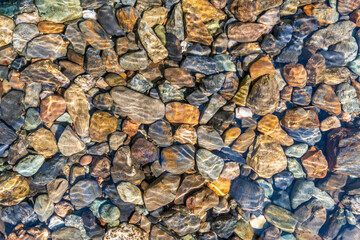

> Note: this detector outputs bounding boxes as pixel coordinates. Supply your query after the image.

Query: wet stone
[161,144,195,174]
[98,4,125,36]
[103,223,147,240]
[47,178,68,203]
[116,6,140,33]
[228,23,268,43]
[161,206,200,236]
[27,127,58,158]
[79,20,114,50]
[211,214,237,239]
[90,111,117,142]
[34,194,54,222]
[0,202,36,225]
[117,182,143,205]
[0,90,24,127]
[132,138,159,165]
[0,15,15,48]
[148,120,173,147]
[181,55,218,75]
[144,173,180,212]
[265,205,298,233]
[292,86,312,106]
[196,149,224,182]
[257,114,294,146]
[197,125,224,151]
[285,143,308,158]
[65,25,86,55]
[70,179,102,210]
[0,172,30,206]
[15,154,45,177]
[111,86,165,124]
[35,0,82,23]
[312,84,341,115]
[166,102,199,125]
[40,95,66,128]
[85,47,106,77]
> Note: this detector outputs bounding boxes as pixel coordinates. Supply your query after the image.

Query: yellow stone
[90,111,118,142]
[182,0,226,23]
[207,177,231,196]
[0,172,30,206]
[223,127,241,147]
[27,127,58,158]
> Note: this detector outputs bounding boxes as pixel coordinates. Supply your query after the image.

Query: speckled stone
[35,0,82,23]
[0,15,15,48]
[0,172,30,206]
[131,138,159,165]
[104,223,147,240]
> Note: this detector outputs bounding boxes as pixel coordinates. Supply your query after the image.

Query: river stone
[98,4,125,36]
[161,144,195,174]
[104,223,147,240]
[25,34,67,59]
[111,86,165,124]
[264,205,298,233]
[52,227,82,240]
[70,179,102,209]
[79,20,114,50]
[161,206,201,236]
[116,6,140,33]
[138,20,168,63]
[229,177,265,212]
[32,155,67,187]
[99,204,121,224]
[211,214,238,239]
[294,199,327,235]
[148,120,173,147]
[111,146,145,184]
[27,127,58,158]
[90,111,117,142]
[15,154,45,177]
[64,84,90,137]
[131,138,159,165]
[290,180,316,209]
[40,95,66,128]
[285,143,308,158]
[65,25,86,55]
[166,3,184,40]
[227,22,268,42]
[200,93,227,124]
[174,174,205,204]
[196,149,224,182]
[0,202,36,225]
[47,178,69,203]
[166,102,200,125]
[0,15,15,48]
[247,135,287,178]
[34,194,54,222]
[247,74,279,116]
[0,172,30,206]
[312,84,341,115]
[35,0,82,23]
[197,125,225,151]
[117,182,143,205]
[182,0,226,22]
[0,90,24,127]
[144,173,180,211]
[186,187,219,216]
[12,23,39,53]
[58,125,86,156]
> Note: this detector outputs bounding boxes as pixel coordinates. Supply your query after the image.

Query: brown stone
[323,67,351,85]
[144,173,181,212]
[247,135,287,178]
[312,84,342,115]
[303,3,337,26]
[231,128,256,153]
[67,49,84,66]
[38,21,65,33]
[233,75,251,106]
[54,201,74,218]
[281,107,320,130]
[40,95,66,128]
[166,102,200,125]
[338,0,360,15]
[90,111,118,142]
[227,23,267,43]
[184,14,213,46]
[223,127,241,147]
[230,0,257,22]
[350,10,360,27]
[164,68,195,89]
[0,46,16,65]
[80,155,92,166]
[257,114,294,146]
[320,116,341,132]
[219,162,240,180]
[79,20,114,50]
[116,6,140,33]
[101,48,123,74]
[7,225,50,240]
[90,157,111,179]
[301,146,328,178]
[306,53,326,86]
[0,172,30,206]
[173,124,197,145]
[58,61,85,80]
[174,174,206,204]
[161,144,195,174]
[182,0,226,22]
[122,118,141,137]
[131,138,159,165]
[47,178,68,203]
[207,177,231,196]
[27,127,58,158]
[283,63,307,88]
[232,43,262,58]
[186,187,219,216]
[249,56,275,80]
[281,85,293,102]
[246,74,279,116]
[211,0,226,9]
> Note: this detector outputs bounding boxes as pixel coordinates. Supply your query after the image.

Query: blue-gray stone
[15,154,45,177]
[181,56,218,75]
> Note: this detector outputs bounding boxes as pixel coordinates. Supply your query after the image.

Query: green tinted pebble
[285,144,308,158]
[15,155,45,177]
[24,108,42,131]
[255,179,274,198]
[214,54,236,72]
[287,158,306,178]
[100,204,121,224]
[264,205,298,233]
[154,25,166,45]
[35,0,83,23]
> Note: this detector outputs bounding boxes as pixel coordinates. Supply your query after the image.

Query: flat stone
[196,149,224,182]
[181,55,218,75]
[138,20,168,63]
[186,187,219,216]
[37,21,65,33]
[184,14,213,46]
[338,0,360,15]
[229,177,265,212]
[70,179,102,209]
[247,135,287,178]
[15,154,45,177]
[0,202,36,225]
[0,172,30,206]
[231,128,256,154]
[97,4,125,36]
[85,47,106,76]
[283,63,307,88]
[34,194,54,222]
[111,86,165,124]
[111,146,145,184]
[0,15,15,48]
[200,93,227,124]
[227,23,268,42]
[0,121,17,145]
[79,20,114,50]
[58,125,85,156]
[52,227,82,240]
[148,120,173,147]
[20,60,70,88]
[144,173,180,211]
[26,34,67,59]
[12,23,39,53]
[166,3,184,40]
[285,143,308,158]
[246,74,279,116]
[164,68,194,89]
[47,178,69,203]
[35,0,82,23]
[301,146,328,179]
[257,114,294,146]
[40,95,66,128]
[173,124,197,145]
[165,102,199,125]
[32,156,67,187]
[104,223,147,240]
[264,205,298,233]
[27,127,58,158]
[64,84,90,137]
[0,90,24,127]
[161,144,195,174]
[117,182,143,205]
[320,115,341,132]
[131,138,159,165]
[211,214,238,239]
[182,0,226,22]
[161,206,201,236]
[312,84,341,115]
[90,111,117,142]
[249,56,275,80]
[116,6,140,33]
[65,25,86,55]
[101,48,123,74]
[197,125,224,151]
[174,174,205,204]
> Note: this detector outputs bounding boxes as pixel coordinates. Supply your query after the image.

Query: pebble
[117,182,143,205]
[301,146,328,179]
[70,179,102,209]
[90,157,111,179]
[58,125,86,156]
[166,102,199,125]
[196,149,224,182]
[34,194,54,222]
[47,178,68,203]
[197,125,225,151]
[285,143,308,158]
[264,204,298,233]
[104,223,147,240]
[25,34,67,59]
[27,127,58,158]
[0,15,15,48]
[35,0,82,23]
[15,154,45,177]
[90,111,117,142]
[161,144,195,174]
[79,20,114,50]
[0,172,30,206]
